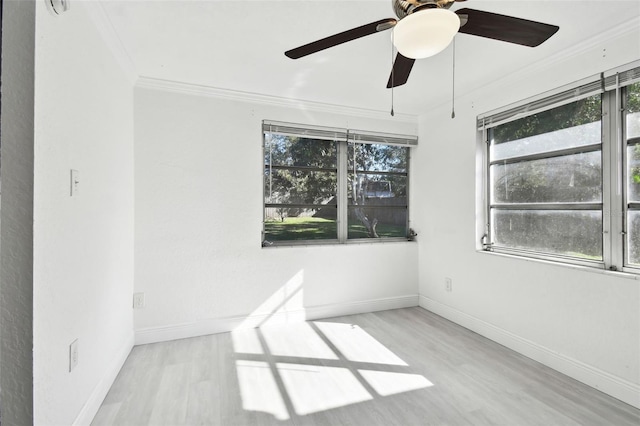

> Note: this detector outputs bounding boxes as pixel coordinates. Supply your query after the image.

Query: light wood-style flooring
[93,307,640,425]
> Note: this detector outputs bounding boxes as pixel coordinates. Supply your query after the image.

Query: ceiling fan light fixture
[392,8,460,59]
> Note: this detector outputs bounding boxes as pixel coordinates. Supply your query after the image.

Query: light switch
[70,169,79,196]
[69,339,79,372]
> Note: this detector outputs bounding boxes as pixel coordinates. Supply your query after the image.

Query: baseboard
[419,295,640,409]
[135,294,419,345]
[72,331,135,426]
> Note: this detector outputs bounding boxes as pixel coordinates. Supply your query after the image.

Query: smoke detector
[47,0,70,15]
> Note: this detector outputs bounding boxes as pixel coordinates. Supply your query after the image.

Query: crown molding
[135,76,418,123]
[85,1,415,121]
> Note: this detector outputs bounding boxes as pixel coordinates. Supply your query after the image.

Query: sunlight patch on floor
[358,370,433,396]
[277,363,373,416]
[236,360,289,420]
[314,321,408,366]
[233,278,433,420]
[234,320,434,420]
[261,322,339,360]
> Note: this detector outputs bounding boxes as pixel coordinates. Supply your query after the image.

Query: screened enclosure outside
[263,122,416,245]
[488,94,604,261]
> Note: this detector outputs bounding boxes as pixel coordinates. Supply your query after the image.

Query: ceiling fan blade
[456,8,559,47]
[285,18,396,59]
[387,53,415,88]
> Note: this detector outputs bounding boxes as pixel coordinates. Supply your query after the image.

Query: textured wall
[414,19,640,406]
[1,0,36,424]
[32,2,135,424]
[134,86,419,334]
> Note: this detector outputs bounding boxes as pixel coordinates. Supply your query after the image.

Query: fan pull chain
[451,37,456,119]
[390,30,395,117]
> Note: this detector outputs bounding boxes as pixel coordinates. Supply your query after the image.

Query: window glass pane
[346,143,408,240]
[348,143,408,172]
[491,152,602,204]
[491,209,602,260]
[490,95,602,161]
[265,133,337,168]
[627,82,640,140]
[264,132,338,243]
[348,207,406,239]
[265,169,337,204]
[347,174,407,204]
[627,210,640,265]
[626,145,640,203]
[265,208,337,241]
[625,84,640,265]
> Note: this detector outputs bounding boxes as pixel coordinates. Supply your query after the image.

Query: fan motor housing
[393,0,456,19]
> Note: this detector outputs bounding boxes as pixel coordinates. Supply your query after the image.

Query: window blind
[477,62,640,131]
[263,120,418,146]
[262,120,347,141]
[603,64,640,91]
[348,129,418,146]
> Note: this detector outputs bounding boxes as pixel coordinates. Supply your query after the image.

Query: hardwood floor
[93,308,640,425]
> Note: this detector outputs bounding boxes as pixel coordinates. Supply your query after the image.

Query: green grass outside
[264,217,406,241]
[347,222,406,239]
[265,217,337,241]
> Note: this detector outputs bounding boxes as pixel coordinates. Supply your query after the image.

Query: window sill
[262,238,416,248]
[476,249,640,280]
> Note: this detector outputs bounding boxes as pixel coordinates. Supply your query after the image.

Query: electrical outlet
[445,277,452,292]
[133,292,145,309]
[69,339,79,372]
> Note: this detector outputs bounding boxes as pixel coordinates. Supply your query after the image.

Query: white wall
[415,23,640,407]
[33,2,135,424]
[134,84,419,342]
[1,1,36,423]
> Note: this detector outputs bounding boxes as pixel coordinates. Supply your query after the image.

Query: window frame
[622,81,640,272]
[262,121,416,247]
[263,133,340,244]
[346,141,411,241]
[478,62,640,272]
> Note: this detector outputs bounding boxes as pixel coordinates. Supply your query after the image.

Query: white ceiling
[100,0,640,115]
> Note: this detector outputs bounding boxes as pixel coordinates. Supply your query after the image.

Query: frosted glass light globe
[392,8,460,59]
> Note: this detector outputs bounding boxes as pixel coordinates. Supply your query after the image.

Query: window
[480,64,640,272]
[264,133,339,241]
[488,96,603,261]
[348,142,409,239]
[624,82,640,265]
[263,121,415,246]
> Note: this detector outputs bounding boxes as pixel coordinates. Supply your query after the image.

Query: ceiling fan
[284,0,559,88]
